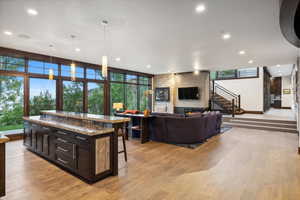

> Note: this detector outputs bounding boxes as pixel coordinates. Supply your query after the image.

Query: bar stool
[118,123,128,162]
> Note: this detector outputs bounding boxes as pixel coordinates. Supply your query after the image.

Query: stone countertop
[23,116,115,137]
[41,110,131,124]
[0,135,9,144]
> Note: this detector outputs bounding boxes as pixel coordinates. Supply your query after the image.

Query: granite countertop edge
[23,116,115,137]
[40,110,131,123]
[0,136,9,144]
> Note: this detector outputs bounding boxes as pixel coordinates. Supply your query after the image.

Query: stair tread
[225,119,297,127]
[223,122,298,131]
[223,116,296,124]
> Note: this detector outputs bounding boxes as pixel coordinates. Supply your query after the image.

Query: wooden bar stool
[117,124,128,162]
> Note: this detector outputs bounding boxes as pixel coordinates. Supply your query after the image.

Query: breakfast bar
[23,110,130,183]
[0,135,9,198]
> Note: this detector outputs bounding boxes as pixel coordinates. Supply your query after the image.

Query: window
[212,67,259,80]
[0,56,25,72]
[30,78,56,115]
[126,74,137,83]
[61,65,84,78]
[139,85,150,111]
[28,60,59,76]
[110,72,124,82]
[110,83,125,113]
[217,70,236,79]
[210,71,217,80]
[126,84,138,110]
[237,67,258,78]
[88,82,104,114]
[63,81,83,112]
[0,76,24,131]
[139,76,150,85]
[86,68,103,80]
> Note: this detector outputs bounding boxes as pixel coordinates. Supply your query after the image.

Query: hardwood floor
[3,127,300,200]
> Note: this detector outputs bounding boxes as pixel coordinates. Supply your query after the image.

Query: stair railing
[211,81,241,117]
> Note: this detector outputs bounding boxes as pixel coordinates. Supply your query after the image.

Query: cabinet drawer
[55,151,76,169]
[55,130,74,139]
[74,134,90,145]
[55,138,76,159]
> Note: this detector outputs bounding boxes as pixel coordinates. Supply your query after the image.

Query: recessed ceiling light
[239,50,246,55]
[75,48,80,52]
[146,65,151,69]
[277,64,281,67]
[196,4,206,13]
[222,33,231,40]
[3,31,12,36]
[115,57,121,62]
[248,60,254,64]
[194,70,200,75]
[27,8,38,16]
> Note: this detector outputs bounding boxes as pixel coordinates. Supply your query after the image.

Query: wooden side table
[0,135,9,198]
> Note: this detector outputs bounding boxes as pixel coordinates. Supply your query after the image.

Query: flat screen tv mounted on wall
[178,87,200,100]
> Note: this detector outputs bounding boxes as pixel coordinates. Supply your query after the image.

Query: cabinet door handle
[57,131,67,135]
[57,158,68,165]
[57,146,68,153]
[57,138,67,143]
[72,144,76,160]
[76,136,87,141]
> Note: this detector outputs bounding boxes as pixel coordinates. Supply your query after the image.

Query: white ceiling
[0,0,298,74]
[267,64,294,77]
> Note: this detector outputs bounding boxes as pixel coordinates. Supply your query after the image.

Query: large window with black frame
[0,49,152,132]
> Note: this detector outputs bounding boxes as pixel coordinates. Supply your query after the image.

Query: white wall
[153,72,210,113]
[215,67,264,112]
[281,76,293,108]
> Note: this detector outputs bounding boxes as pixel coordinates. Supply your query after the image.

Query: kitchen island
[0,135,9,198]
[23,111,130,183]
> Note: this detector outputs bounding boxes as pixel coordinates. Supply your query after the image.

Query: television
[178,87,200,100]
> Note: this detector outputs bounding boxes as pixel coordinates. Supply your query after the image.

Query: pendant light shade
[101,20,109,79]
[102,55,108,78]
[71,62,76,81]
[49,68,54,80]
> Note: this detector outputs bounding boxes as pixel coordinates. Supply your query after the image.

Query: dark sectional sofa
[149,112,222,144]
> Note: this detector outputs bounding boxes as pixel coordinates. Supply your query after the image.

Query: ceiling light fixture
[3,31,12,36]
[146,65,151,69]
[194,70,200,75]
[196,4,206,13]
[239,50,246,55]
[222,33,231,40]
[277,64,281,67]
[75,48,80,52]
[27,8,38,16]
[115,57,121,62]
[101,20,109,79]
[248,60,254,64]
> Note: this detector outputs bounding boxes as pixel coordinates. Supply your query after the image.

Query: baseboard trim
[281,107,291,109]
[243,111,264,114]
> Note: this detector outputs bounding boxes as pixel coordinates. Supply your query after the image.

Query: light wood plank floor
[3,127,300,200]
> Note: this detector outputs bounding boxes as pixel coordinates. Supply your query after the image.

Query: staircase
[210,82,245,116]
[223,116,298,133]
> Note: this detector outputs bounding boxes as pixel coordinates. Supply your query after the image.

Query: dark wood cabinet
[23,122,113,183]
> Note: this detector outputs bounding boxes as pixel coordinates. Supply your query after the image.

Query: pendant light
[70,35,76,81]
[49,45,54,80]
[101,20,108,79]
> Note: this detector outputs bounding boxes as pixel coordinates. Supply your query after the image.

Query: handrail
[211,81,241,117]
[214,82,239,98]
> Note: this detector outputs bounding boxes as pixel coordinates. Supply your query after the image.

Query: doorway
[270,77,282,108]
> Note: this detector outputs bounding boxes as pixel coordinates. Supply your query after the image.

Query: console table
[0,136,9,198]
[115,113,152,144]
